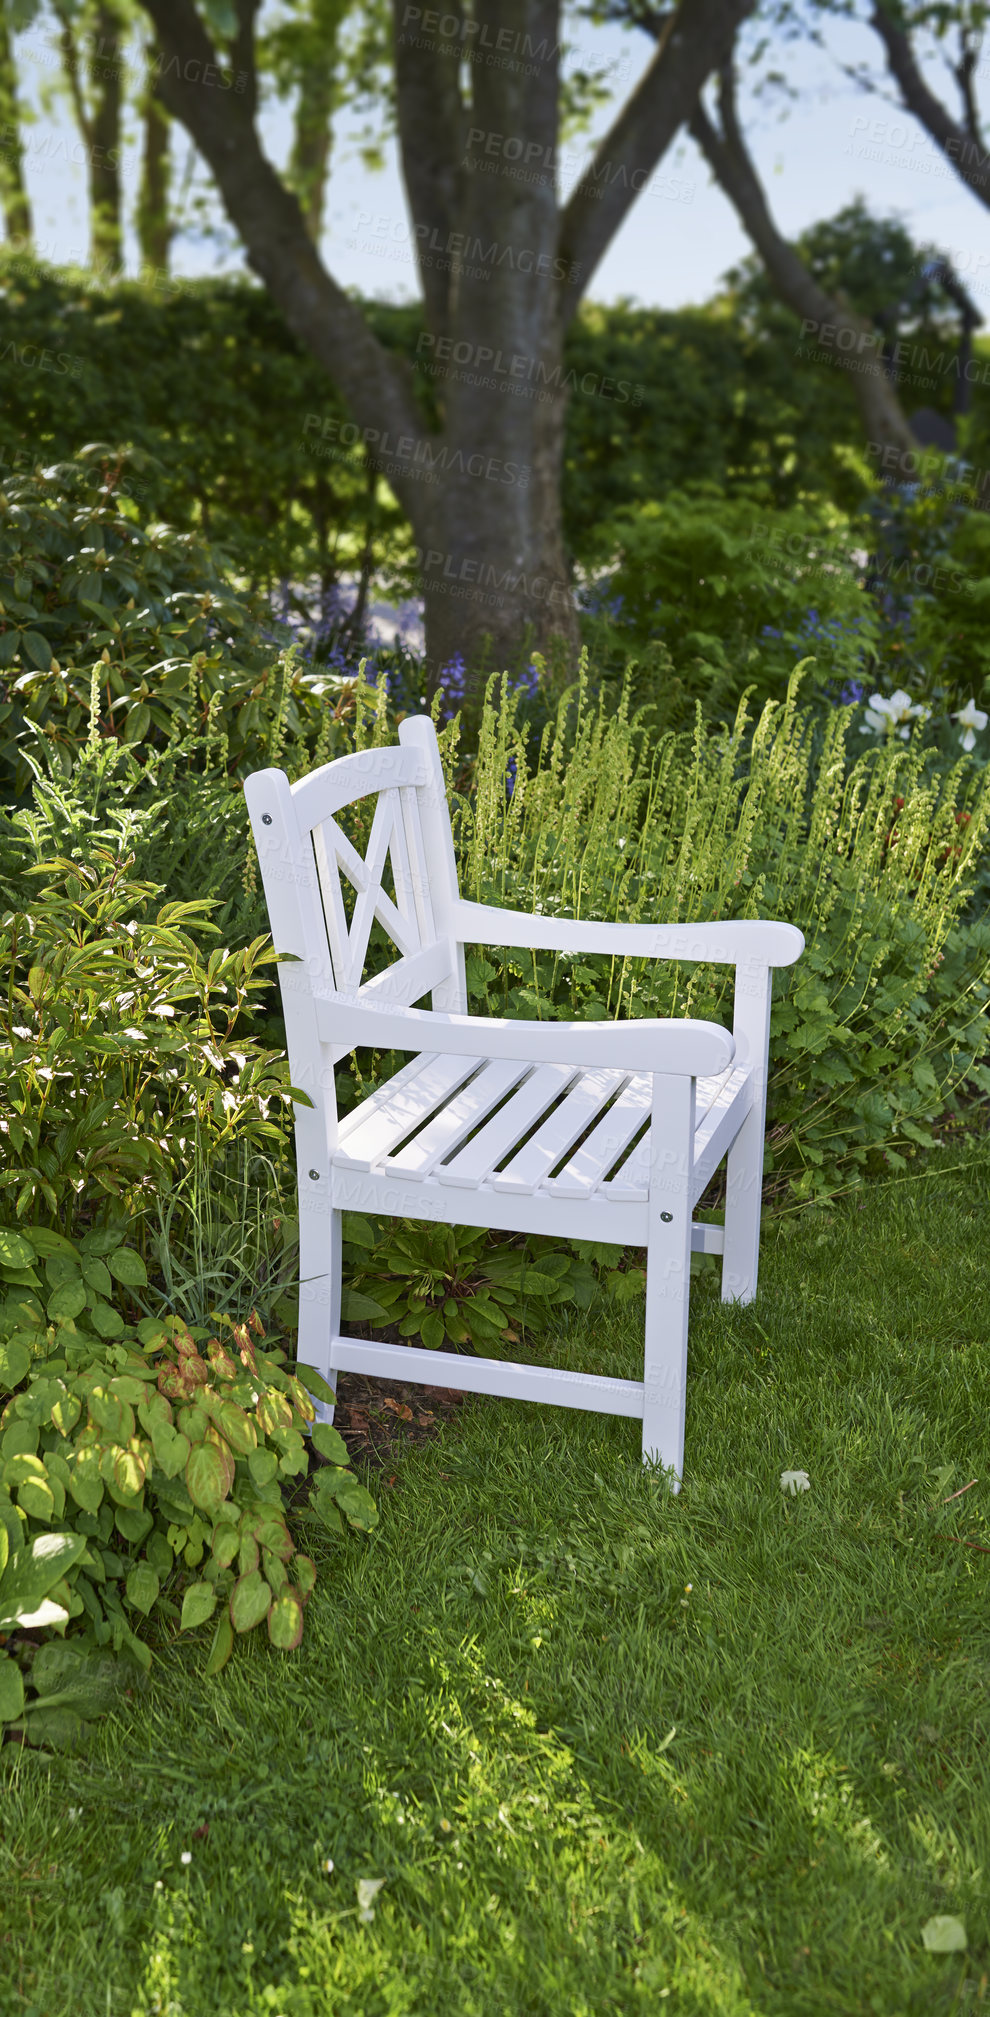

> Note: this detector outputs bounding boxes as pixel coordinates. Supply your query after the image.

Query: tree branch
[870,2,990,206]
[53,5,93,149]
[954,24,982,150]
[690,64,918,456]
[558,0,755,318]
[135,0,433,525]
[391,0,466,336]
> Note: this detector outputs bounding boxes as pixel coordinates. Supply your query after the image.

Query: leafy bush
[0,449,360,802]
[0,793,295,1237]
[340,1217,644,1352]
[0,1217,377,1726]
[451,667,990,1208]
[578,485,882,723]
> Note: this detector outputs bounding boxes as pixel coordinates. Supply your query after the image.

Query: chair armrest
[314,993,736,1077]
[450,899,804,969]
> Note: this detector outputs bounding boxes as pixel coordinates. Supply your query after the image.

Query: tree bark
[137,54,171,273]
[689,67,919,461]
[56,0,126,273]
[134,0,753,683]
[286,0,343,246]
[870,3,990,208]
[89,3,124,272]
[0,8,32,247]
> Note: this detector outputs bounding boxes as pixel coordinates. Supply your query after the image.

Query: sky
[11,9,990,320]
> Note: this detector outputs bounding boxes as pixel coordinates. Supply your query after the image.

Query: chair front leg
[642,1074,695,1490]
[297,1171,342,1425]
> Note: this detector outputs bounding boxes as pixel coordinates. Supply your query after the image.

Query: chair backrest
[245,717,467,1081]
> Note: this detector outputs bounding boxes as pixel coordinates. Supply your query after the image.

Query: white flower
[955,697,988,752]
[781,1469,811,1495]
[180,1851,192,1866]
[357,1876,385,1923]
[862,689,930,740]
[324,1858,334,1873]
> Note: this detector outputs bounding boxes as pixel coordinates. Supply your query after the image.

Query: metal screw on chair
[262,814,272,825]
[660,1212,673,1222]
[309,1169,320,1180]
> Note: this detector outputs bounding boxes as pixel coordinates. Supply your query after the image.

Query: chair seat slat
[489,1067,628,1195]
[436,1062,578,1189]
[603,1064,752,1201]
[545,1071,652,1197]
[385,1059,531,1180]
[334,1053,478,1171]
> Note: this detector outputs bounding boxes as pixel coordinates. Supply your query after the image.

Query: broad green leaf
[204,1609,234,1677]
[125,1564,160,1616]
[210,1525,239,1571]
[0,1230,36,1270]
[246,1447,278,1490]
[421,1309,445,1350]
[51,1392,82,1436]
[21,629,52,670]
[109,1446,146,1501]
[115,1504,153,1546]
[0,1340,31,1392]
[81,1258,113,1298]
[254,1517,293,1562]
[0,1656,25,1723]
[267,1589,304,1651]
[47,1281,87,1323]
[18,1474,55,1521]
[180,1580,217,1632]
[0,1530,86,1629]
[150,1423,190,1479]
[22,1705,85,1749]
[293,1555,317,1600]
[186,1440,230,1516]
[124,701,151,744]
[341,1288,391,1323]
[216,1401,256,1456]
[90,1300,125,1340]
[89,1388,134,1443]
[67,1447,104,1513]
[229,1568,271,1634]
[295,1364,336,1407]
[310,1422,349,1467]
[329,1474,379,1533]
[107,1248,148,1288]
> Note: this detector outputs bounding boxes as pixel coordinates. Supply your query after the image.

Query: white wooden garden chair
[245,718,803,1487]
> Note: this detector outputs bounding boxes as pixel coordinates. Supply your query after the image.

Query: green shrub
[579,485,882,723]
[0,796,295,1237]
[0,1218,377,1722]
[339,1217,644,1352]
[0,449,358,802]
[451,666,990,1208]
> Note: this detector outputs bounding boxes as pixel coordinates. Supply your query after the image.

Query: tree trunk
[137,57,171,272]
[135,0,753,686]
[416,320,578,675]
[0,10,33,247]
[88,3,124,273]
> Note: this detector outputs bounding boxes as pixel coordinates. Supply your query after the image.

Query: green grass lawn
[3,1138,990,2017]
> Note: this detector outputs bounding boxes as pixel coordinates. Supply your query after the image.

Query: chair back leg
[720,1104,764,1304]
[642,1074,695,1488]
